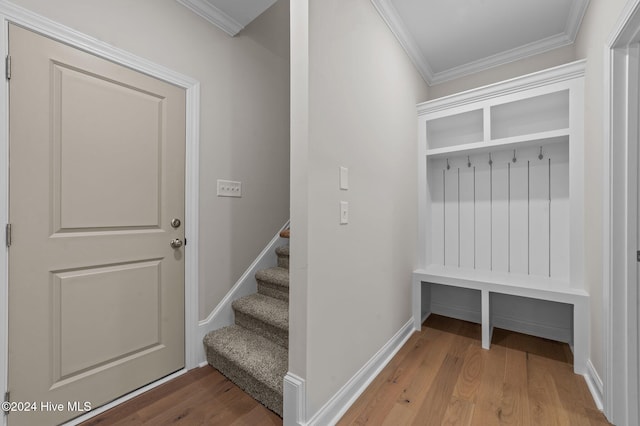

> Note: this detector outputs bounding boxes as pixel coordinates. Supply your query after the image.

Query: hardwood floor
[80,315,610,425]
[338,315,611,426]
[79,367,282,425]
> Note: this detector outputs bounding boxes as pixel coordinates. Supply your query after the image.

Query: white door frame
[0,1,200,424]
[604,0,640,424]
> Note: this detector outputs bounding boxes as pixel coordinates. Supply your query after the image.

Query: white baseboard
[196,221,289,365]
[492,315,572,344]
[302,319,415,426]
[584,359,604,411]
[431,302,481,324]
[283,372,306,426]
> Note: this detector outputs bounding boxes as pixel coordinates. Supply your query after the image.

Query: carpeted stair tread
[233,293,288,331]
[204,325,287,415]
[255,267,289,289]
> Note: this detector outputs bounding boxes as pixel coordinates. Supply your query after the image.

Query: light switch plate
[340,166,349,190]
[217,179,242,197]
[340,201,349,224]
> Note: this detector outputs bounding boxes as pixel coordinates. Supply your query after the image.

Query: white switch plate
[340,166,349,190]
[217,179,242,197]
[340,201,349,224]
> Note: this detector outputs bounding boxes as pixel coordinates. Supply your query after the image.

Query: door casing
[0,3,200,425]
[605,0,640,424]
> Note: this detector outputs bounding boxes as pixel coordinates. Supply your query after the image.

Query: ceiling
[176,0,590,86]
[372,0,590,85]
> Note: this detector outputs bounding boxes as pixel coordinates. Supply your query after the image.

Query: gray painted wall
[290,0,430,416]
[8,0,291,321]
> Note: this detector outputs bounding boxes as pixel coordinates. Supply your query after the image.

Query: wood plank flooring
[80,314,610,425]
[79,367,282,426]
[338,315,611,426]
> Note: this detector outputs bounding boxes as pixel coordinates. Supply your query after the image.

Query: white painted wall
[289,0,429,416]
[6,0,291,320]
[573,0,628,381]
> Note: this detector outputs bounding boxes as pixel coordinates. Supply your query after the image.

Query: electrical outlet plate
[217,179,242,197]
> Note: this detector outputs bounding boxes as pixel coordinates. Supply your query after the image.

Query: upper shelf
[424,88,571,158]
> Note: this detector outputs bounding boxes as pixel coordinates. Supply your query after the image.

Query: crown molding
[565,0,591,41]
[176,0,243,37]
[371,0,590,87]
[370,0,434,83]
[429,32,574,85]
[417,59,586,115]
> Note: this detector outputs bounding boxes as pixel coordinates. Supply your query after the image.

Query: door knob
[170,239,183,248]
[171,218,181,228]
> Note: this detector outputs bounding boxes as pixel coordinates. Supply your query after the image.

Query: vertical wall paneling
[491,150,510,272]
[459,160,475,268]
[427,145,569,279]
[529,148,551,276]
[509,149,530,274]
[429,159,445,266]
[550,143,570,280]
[444,160,459,266]
[474,154,492,270]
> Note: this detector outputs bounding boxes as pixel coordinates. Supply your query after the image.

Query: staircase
[203,232,290,416]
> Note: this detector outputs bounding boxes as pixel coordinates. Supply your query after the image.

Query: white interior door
[7,24,186,426]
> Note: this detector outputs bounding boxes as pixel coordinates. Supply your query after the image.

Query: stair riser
[234,311,288,348]
[257,281,288,302]
[277,255,289,270]
[205,348,283,416]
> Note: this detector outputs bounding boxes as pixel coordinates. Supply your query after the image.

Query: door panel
[8,24,186,426]
[53,63,163,230]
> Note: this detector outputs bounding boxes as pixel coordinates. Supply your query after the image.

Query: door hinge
[5,55,10,81]
[3,391,9,414]
[637,250,640,262]
[6,223,11,248]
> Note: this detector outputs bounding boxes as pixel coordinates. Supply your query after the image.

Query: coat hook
[446,158,450,170]
[489,153,493,166]
[467,156,471,168]
[538,146,544,160]
[512,149,517,163]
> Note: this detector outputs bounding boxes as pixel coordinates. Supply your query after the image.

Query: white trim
[62,369,188,426]
[369,0,434,84]
[0,2,201,425]
[283,373,306,426]
[305,319,415,426]
[604,0,640,424]
[417,59,586,115]
[429,33,575,86]
[196,221,290,365]
[565,0,591,42]
[584,359,604,411]
[175,0,243,37]
[370,0,589,86]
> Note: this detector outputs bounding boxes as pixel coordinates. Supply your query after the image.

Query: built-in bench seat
[412,266,588,374]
